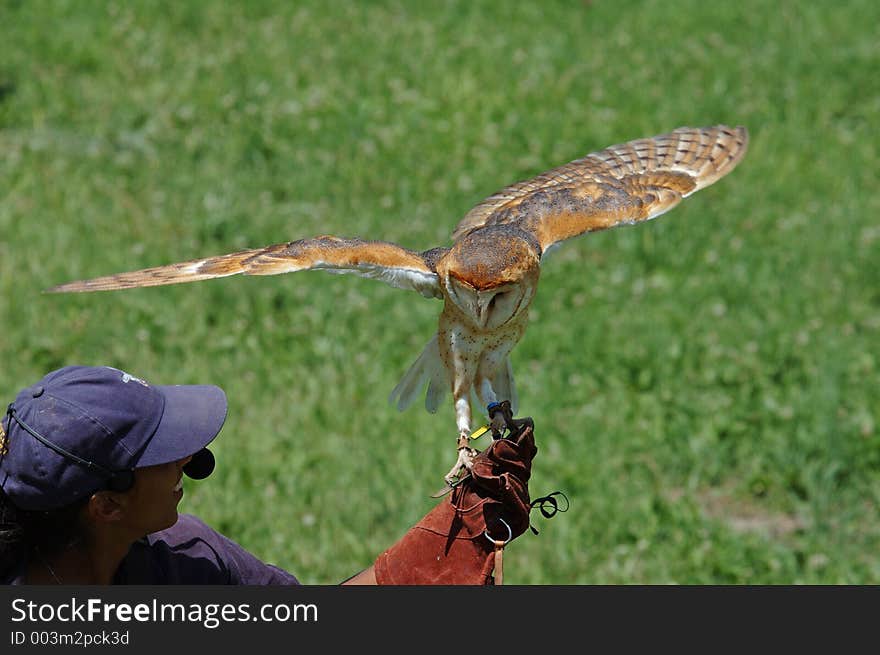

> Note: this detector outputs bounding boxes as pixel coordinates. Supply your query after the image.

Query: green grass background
[1,0,877,584]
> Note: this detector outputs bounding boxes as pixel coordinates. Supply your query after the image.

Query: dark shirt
[5,514,300,585]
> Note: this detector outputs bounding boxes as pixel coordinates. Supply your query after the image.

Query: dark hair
[0,490,90,580]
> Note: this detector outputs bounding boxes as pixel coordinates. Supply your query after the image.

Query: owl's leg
[445,370,505,484]
[437,322,481,485]
[476,345,515,411]
[444,389,478,486]
[477,378,509,436]
[477,377,498,407]
[455,395,472,440]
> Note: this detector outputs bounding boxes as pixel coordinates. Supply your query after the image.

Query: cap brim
[135,384,228,468]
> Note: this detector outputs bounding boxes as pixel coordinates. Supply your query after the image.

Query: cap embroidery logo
[112,368,149,388]
[121,372,149,387]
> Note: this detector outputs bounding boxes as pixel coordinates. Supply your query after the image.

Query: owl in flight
[50,125,748,485]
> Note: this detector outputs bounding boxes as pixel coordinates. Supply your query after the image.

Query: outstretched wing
[48,236,442,299]
[451,125,748,252]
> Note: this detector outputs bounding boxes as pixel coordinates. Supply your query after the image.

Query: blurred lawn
[1,0,878,584]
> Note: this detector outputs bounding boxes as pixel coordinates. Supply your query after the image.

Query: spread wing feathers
[451,125,748,251]
[48,236,442,299]
[389,335,449,413]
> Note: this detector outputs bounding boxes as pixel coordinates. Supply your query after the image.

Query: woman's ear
[86,491,127,523]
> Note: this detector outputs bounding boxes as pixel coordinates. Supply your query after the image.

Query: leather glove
[374,417,537,585]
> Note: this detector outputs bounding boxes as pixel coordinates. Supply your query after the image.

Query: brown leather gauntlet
[374,420,537,585]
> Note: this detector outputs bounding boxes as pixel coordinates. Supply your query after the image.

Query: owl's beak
[475,293,494,328]
[475,302,487,327]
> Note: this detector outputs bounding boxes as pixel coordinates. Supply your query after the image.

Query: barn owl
[49,125,749,484]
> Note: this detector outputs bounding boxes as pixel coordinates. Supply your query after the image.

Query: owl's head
[441,226,541,329]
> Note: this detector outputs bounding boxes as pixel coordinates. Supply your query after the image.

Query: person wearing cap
[0,365,537,585]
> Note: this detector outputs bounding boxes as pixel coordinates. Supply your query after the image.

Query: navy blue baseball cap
[0,365,228,511]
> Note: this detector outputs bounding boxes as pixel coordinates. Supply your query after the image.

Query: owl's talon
[443,439,478,487]
[489,400,513,437]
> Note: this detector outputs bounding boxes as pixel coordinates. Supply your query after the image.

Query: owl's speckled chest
[436,299,529,372]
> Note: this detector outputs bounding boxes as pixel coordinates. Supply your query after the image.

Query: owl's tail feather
[425,367,449,414]
[389,335,448,413]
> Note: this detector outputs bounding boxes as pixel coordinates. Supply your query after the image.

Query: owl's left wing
[451,125,748,253]
[48,236,443,299]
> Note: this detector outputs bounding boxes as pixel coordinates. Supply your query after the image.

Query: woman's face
[119,455,192,536]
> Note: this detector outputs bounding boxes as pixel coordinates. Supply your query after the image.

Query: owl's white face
[445,278,534,330]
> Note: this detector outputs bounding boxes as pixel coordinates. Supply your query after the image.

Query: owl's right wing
[451,125,748,253]
[48,236,443,299]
